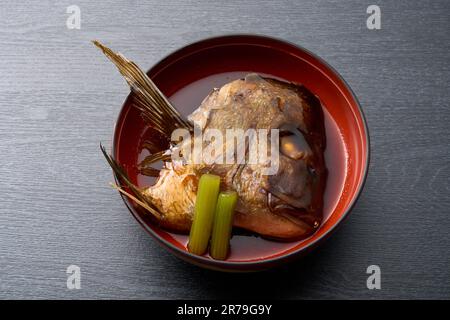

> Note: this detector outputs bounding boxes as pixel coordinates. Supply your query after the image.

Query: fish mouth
[266,189,319,230]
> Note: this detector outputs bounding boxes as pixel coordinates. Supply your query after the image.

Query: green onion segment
[188,174,221,255]
[210,191,238,260]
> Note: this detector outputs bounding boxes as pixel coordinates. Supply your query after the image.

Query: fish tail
[92,40,193,138]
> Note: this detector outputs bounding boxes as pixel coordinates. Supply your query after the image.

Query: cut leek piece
[188,174,221,255]
[210,191,238,260]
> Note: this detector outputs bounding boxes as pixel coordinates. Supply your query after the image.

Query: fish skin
[143,73,327,240]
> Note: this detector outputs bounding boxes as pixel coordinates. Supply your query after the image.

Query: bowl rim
[111,33,371,269]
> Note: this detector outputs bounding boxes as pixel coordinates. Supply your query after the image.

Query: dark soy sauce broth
[136,72,347,261]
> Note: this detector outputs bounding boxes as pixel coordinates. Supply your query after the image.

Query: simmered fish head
[95,41,327,241]
[149,74,327,240]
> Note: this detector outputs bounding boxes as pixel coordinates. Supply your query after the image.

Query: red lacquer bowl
[112,35,369,271]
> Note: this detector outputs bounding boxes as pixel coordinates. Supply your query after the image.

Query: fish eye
[279,124,311,160]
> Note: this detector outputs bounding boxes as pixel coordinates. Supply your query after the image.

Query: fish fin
[138,149,171,172]
[139,167,161,177]
[100,143,163,220]
[109,183,157,214]
[93,40,193,138]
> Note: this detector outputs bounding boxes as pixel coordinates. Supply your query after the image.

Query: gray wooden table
[0,0,449,299]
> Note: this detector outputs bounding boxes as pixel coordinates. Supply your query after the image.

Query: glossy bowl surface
[112,35,370,271]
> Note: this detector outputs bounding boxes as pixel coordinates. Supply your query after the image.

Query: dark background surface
[0,0,449,299]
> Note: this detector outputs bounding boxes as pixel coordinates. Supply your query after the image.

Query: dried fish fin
[93,40,193,138]
[100,143,163,220]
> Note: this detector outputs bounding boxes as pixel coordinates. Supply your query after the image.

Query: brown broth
[136,72,347,261]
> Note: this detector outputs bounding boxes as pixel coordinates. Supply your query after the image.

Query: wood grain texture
[0,0,449,299]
